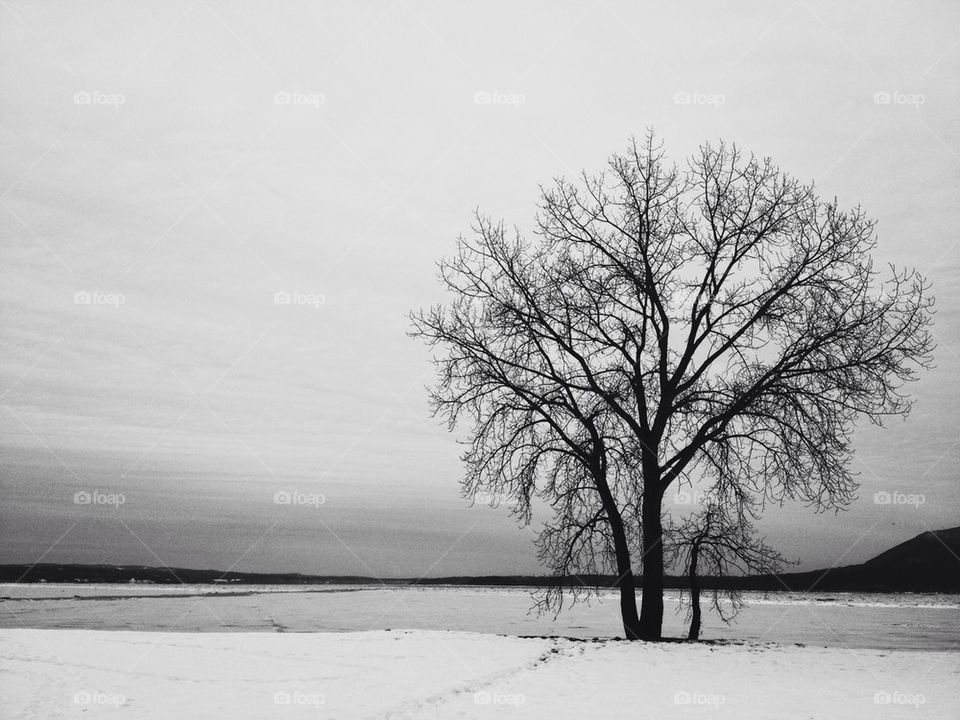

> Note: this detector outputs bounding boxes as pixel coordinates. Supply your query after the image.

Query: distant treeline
[3,527,957,592]
[0,565,955,593]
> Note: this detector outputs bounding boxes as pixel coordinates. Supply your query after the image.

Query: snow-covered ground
[2,584,958,650]
[2,587,957,717]
[1,628,956,719]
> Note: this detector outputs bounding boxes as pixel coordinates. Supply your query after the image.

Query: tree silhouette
[411,132,934,640]
[666,502,790,640]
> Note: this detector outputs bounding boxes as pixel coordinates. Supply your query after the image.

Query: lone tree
[410,132,934,640]
[666,502,790,640]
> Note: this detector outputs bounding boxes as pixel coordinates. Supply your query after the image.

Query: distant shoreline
[5,525,958,593]
[2,561,957,593]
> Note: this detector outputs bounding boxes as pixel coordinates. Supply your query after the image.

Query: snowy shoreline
[2,628,956,719]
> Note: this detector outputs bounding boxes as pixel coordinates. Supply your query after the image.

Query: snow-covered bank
[1,629,956,719]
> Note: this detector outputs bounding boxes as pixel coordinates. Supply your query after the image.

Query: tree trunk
[614,554,642,641]
[592,463,642,640]
[688,544,701,640]
[605,508,642,639]
[638,481,665,640]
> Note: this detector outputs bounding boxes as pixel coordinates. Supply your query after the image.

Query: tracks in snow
[368,636,590,720]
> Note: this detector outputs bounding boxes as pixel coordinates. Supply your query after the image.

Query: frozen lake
[2,584,957,651]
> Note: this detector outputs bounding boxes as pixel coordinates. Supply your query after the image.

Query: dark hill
[672,527,960,593]
[859,526,960,590]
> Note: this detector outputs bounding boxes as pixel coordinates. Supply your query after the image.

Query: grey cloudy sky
[1,1,958,577]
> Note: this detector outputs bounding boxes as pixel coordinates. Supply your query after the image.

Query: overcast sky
[1,1,958,577]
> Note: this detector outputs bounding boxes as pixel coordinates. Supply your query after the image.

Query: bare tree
[666,503,790,640]
[411,131,934,640]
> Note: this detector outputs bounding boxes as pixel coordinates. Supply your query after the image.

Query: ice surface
[2,584,958,650]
